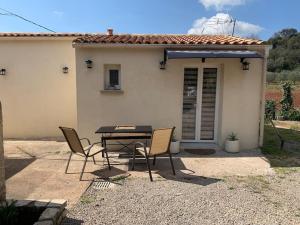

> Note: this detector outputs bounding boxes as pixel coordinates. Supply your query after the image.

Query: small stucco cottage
[73,31,269,150]
[0,30,269,150]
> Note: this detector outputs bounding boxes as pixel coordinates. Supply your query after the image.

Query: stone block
[39,208,60,222]
[48,199,67,210]
[33,199,50,208]
[33,221,54,225]
[15,199,33,207]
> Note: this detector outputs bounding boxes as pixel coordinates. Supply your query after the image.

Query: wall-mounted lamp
[85,60,93,69]
[202,58,206,63]
[160,61,166,70]
[240,58,250,71]
[0,68,6,75]
[62,66,69,74]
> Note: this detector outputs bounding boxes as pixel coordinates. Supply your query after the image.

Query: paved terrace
[4,140,272,207]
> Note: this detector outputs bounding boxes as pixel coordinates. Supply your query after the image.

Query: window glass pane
[109,70,119,87]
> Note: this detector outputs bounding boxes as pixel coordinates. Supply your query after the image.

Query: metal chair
[132,127,176,181]
[59,127,111,181]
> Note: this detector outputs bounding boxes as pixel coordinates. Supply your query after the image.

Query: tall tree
[274,28,298,38]
[267,28,300,72]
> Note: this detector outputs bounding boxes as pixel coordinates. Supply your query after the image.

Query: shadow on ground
[91,167,128,180]
[5,157,36,180]
[127,157,222,186]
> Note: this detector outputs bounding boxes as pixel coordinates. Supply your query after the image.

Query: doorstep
[180,142,221,150]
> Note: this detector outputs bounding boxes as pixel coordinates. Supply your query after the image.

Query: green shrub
[265,100,276,119]
[0,200,18,225]
[288,110,300,121]
[227,132,238,141]
[280,81,294,119]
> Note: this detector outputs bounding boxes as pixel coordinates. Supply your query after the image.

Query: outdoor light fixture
[240,58,250,71]
[160,61,166,70]
[0,68,6,75]
[202,58,206,63]
[85,60,93,69]
[62,66,69,74]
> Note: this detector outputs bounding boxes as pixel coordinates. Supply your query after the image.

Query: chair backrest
[149,127,175,155]
[59,127,85,155]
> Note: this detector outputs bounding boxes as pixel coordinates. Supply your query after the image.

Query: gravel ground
[62,170,300,225]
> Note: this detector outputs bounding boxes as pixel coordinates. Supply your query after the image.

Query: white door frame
[182,64,221,143]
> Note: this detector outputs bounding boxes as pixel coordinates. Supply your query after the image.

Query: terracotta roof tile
[0,33,264,45]
[73,34,263,45]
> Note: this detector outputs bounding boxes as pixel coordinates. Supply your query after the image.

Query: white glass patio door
[182,67,218,142]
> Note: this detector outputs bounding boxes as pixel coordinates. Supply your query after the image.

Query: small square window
[104,64,121,90]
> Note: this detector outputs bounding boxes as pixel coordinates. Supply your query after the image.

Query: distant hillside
[267,28,300,72]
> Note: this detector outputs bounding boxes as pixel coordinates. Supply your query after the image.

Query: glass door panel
[182,68,198,140]
[200,68,217,140]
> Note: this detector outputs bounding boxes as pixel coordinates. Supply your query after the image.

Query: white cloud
[53,11,64,18]
[199,0,249,11]
[188,13,263,38]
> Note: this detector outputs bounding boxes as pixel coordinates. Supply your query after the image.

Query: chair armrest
[90,141,104,148]
[84,141,105,156]
[134,142,148,154]
[134,142,146,148]
[80,138,91,145]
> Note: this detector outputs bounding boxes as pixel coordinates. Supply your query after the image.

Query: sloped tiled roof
[74,34,263,45]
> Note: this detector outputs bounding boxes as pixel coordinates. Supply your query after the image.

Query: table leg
[101,136,106,158]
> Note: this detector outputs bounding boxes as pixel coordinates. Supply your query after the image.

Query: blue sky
[0,0,299,40]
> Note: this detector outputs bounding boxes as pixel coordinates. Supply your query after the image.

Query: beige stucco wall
[75,46,266,150]
[0,39,77,138]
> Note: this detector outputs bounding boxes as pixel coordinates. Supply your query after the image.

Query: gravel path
[62,170,300,225]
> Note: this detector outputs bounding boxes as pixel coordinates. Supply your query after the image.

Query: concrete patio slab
[4,140,273,207]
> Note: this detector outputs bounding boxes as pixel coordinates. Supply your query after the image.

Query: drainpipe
[258,46,270,147]
[0,101,5,201]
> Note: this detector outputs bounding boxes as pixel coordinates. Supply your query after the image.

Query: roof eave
[72,42,267,49]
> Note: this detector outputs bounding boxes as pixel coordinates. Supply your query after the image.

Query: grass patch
[109,174,130,185]
[274,167,300,175]
[236,176,271,193]
[110,175,128,182]
[290,124,300,131]
[262,124,300,167]
[80,196,94,204]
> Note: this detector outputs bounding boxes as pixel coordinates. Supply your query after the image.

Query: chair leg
[153,155,156,166]
[92,156,96,164]
[80,157,88,181]
[169,152,176,175]
[145,154,153,182]
[131,148,136,170]
[102,139,106,158]
[104,150,111,170]
[65,152,72,174]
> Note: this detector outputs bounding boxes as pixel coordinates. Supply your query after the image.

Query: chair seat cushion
[136,147,150,156]
[84,145,105,156]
